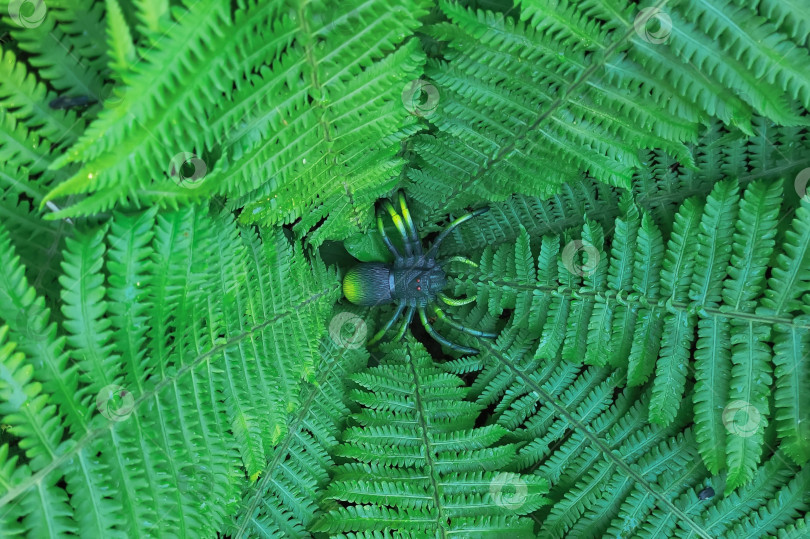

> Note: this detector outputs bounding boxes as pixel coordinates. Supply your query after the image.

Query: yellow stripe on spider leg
[398,192,419,241]
[383,200,411,253]
[377,207,400,257]
[441,256,479,268]
[439,292,476,306]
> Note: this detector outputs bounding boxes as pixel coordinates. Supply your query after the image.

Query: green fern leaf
[626,212,664,385]
[0,326,82,536]
[648,197,703,425]
[229,329,368,538]
[762,200,810,465]
[315,339,549,535]
[0,204,340,536]
[104,0,136,75]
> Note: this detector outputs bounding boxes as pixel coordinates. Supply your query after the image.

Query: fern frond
[3,1,107,98]
[754,0,810,46]
[0,324,103,537]
[314,338,549,536]
[59,225,122,404]
[104,0,136,76]
[407,0,694,218]
[726,464,810,538]
[438,178,619,255]
[582,198,636,367]
[626,211,664,385]
[39,0,430,249]
[569,219,606,365]
[647,195,704,425]
[675,0,810,115]
[550,429,700,539]
[763,200,810,465]
[0,47,83,147]
[0,110,49,174]
[0,163,73,302]
[1,0,809,535]
[470,330,712,538]
[456,176,810,487]
[0,204,340,536]
[405,0,810,221]
[229,331,368,538]
[132,0,172,38]
[0,222,87,432]
[692,450,796,537]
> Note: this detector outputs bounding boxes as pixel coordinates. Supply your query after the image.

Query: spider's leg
[431,304,497,338]
[393,306,415,341]
[425,206,489,259]
[439,256,478,268]
[418,307,479,355]
[439,292,477,307]
[377,207,402,259]
[367,303,406,346]
[383,200,413,257]
[397,192,423,255]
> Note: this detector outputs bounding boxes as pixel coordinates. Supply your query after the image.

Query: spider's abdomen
[343,263,394,306]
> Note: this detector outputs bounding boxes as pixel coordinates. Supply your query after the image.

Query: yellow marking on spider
[342,273,363,303]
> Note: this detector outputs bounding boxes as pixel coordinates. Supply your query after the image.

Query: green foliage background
[0,0,808,537]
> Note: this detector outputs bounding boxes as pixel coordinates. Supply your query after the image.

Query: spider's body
[49,95,97,110]
[342,193,495,354]
[343,258,446,307]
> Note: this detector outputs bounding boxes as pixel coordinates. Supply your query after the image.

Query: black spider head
[390,259,447,307]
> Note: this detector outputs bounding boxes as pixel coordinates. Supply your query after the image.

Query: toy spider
[342,192,496,354]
